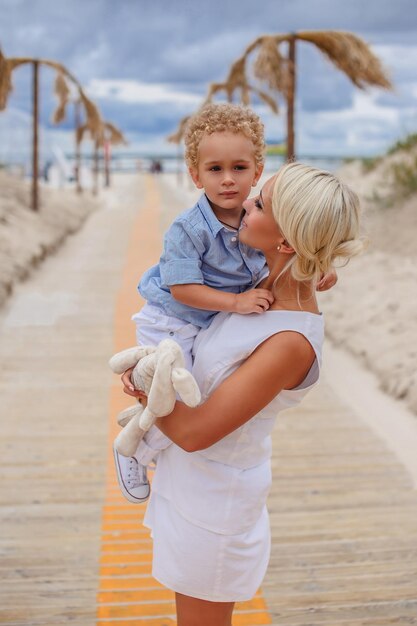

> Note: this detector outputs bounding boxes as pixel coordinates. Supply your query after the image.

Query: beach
[0,171,98,308]
[322,158,417,414]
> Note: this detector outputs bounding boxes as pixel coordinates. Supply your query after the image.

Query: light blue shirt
[139,194,267,328]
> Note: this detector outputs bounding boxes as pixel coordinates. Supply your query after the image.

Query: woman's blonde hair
[272,162,366,283]
[184,103,265,169]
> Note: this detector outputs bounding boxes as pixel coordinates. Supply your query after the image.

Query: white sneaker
[113,446,150,504]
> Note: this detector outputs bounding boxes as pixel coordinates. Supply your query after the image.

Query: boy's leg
[133,307,199,465]
[113,447,150,504]
[114,305,199,503]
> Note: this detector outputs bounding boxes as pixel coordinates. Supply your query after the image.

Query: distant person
[120,161,364,625]
[113,104,337,505]
[43,160,52,182]
[150,159,162,174]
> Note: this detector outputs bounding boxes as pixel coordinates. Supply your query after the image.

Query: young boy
[114,103,335,503]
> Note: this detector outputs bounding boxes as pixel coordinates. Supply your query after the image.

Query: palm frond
[0,49,16,110]
[253,36,288,92]
[167,115,191,144]
[52,71,70,124]
[251,86,279,113]
[205,82,229,102]
[76,124,89,145]
[297,30,392,90]
[224,56,248,100]
[103,121,127,146]
[79,89,102,137]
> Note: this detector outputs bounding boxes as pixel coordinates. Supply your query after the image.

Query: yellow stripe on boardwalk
[97,174,272,625]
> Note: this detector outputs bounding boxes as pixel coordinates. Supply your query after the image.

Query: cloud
[2,0,417,157]
[86,79,201,106]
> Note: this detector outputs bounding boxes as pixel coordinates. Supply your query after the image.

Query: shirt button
[231,236,237,242]
[169,331,175,336]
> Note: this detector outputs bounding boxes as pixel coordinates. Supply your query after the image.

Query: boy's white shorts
[132,303,200,371]
[130,303,201,460]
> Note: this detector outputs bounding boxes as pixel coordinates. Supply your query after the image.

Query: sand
[0,171,98,307]
[318,154,417,414]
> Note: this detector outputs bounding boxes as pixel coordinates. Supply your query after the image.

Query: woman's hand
[316,268,338,291]
[121,367,148,405]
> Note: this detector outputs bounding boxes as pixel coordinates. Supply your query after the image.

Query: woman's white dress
[144,309,324,602]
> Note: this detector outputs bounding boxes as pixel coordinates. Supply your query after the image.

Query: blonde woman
[122,162,364,626]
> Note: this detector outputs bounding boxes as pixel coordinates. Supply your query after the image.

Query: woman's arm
[155,331,316,452]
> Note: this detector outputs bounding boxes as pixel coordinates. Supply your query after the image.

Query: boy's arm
[170,283,274,315]
[161,220,272,314]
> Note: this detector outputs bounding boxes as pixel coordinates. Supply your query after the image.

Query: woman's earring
[277,244,281,251]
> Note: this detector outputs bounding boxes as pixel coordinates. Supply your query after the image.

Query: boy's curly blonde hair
[184,103,265,169]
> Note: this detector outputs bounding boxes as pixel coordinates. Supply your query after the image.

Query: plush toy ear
[109,345,156,374]
[139,407,157,431]
[172,368,201,407]
[158,338,186,368]
[146,345,178,416]
[114,405,146,456]
[116,404,141,427]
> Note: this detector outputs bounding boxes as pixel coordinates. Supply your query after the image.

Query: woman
[122,162,364,626]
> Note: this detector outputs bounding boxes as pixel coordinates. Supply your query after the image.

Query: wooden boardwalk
[0,173,416,625]
[263,382,417,625]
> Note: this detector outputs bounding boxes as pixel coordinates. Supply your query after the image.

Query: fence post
[31,59,39,211]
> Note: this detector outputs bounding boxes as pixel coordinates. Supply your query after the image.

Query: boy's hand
[316,268,338,292]
[234,289,274,314]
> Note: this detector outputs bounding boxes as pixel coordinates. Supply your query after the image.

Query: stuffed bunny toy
[109,338,201,457]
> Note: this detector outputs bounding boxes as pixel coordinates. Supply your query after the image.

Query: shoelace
[126,458,148,488]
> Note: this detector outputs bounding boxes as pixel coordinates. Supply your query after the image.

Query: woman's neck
[260,254,319,314]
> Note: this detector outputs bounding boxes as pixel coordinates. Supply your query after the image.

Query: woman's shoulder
[261,310,324,353]
[232,309,323,333]
[196,310,323,357]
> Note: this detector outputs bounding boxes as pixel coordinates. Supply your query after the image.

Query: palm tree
[76,120,127,193]
[0,48,102,209]
[169,31,393,161]
[54,70,127,193]
[167,72,278,146]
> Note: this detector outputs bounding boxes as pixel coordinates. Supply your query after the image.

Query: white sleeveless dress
[143,309,324,602]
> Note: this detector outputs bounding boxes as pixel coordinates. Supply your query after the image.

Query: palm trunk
[92,141,99,196]
[177,143,183,185]
[286,34,296,162]
[104,139,111,187]
[31,60,39,211]
[74,100,82,193]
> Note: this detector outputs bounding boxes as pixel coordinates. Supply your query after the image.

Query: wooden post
[31,60,39,211]
[286,34,296,162]
[177,143,183,186]
[74,100,82,193]
[104,139,111,187]
[92,140,99,196]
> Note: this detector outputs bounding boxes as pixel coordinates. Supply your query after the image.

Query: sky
[1,0,417,160]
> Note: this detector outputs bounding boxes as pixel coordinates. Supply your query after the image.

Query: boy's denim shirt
[139,193,267,328]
